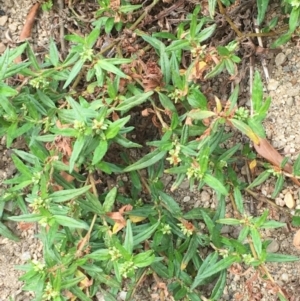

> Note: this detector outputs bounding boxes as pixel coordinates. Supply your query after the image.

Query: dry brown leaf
[284,191,295,209]
[106,205,133,233]
[293,229,300,250]
[15,3,40,68]
[253,137,300,186]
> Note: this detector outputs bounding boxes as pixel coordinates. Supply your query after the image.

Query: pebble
[179,179,189,189]
[267,79,279,91]
[0,15,8,26]
[200,190,210,202]
[284,191,295,208]
[266,239,280,253]
[8,22,18,32]
[0,43,5,54]
[286,97,294,106]
[20,252,31,261]
[183,196,191,202]
[118,291,127,301]
[275,53,287,66]
[281,273,289,282]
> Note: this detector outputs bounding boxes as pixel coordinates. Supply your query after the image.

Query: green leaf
[103,187,117,212]
[224,58,235,75]
[293,153,300,176]
[133,221,159,246]
[227,85,239,113]
[86,249,110,261]
[257,0,270,25]
[96,60,129,78]
[50,186,91,203]
[181,235,199,270]
[124,219,134,254]
[233,187,244,214]
[86,28,100,48]
[260,220,285,229]
[133,250,155,267]
[53,215,89,230]
[158,191,182,218]
[49,38,59,66]
[197,24,216,42]
[210,270,226,300]
[165,40,190,52]
[271,174,284,198]
[123,149,167,172]
[205,60,225,79]
[252,71,263,112]
[141,34,165,51]
[187,110,216,120]
[250,227,262,257]
[230,118,259,144]
[217,218,241,225]
[115,91,153,111]
[247,170,271,189]
[11,154,32,179]
[191,255,238,289]
[69,136,85,173]
[160,46,170,85]
[204,173,228,195]
[265,253,300,262]
[289,7,300,32]
[92,139,108,165]
[247,117,266,138]
[63,59,84,89]
[9,214,43,222]
[0,222,19,241]
[271,32,292,48]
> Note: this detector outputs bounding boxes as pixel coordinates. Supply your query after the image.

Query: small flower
[178,221,194,237]
[32,172,42,185]
[161,223,171,235]
[92,119,108,134]
[79,47,94,61]
[32,259,45,272]
[120,260,137,278]
[74,120,86,134]
[42,282,59,300]
[242,254,255,265]
[109,246,122,261]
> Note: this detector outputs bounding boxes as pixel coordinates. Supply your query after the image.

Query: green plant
[1,2,300,301]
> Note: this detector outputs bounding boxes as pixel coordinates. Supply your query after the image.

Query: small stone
[286,97,294,107]
[201,190,210,202]
[118,291,127,301]
[284,191,295,208]
[281,273,289,282]
[0,43,5,54]
[266,239,280,253]
[221,225,231,234]
[275,53,287,66]
[179,179,189,190]
[8,22,18,32]
[21,251,31,261]
[268,79,279,91]
[0,15,8,26]
[183,196,191,203]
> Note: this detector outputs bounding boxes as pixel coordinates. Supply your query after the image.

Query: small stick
[253,18,270,83]
[58,0,66,56]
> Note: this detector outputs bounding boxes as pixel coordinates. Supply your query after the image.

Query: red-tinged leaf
[253,137,300,186]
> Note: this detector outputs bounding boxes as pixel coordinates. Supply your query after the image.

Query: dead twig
[58,0,66,57]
